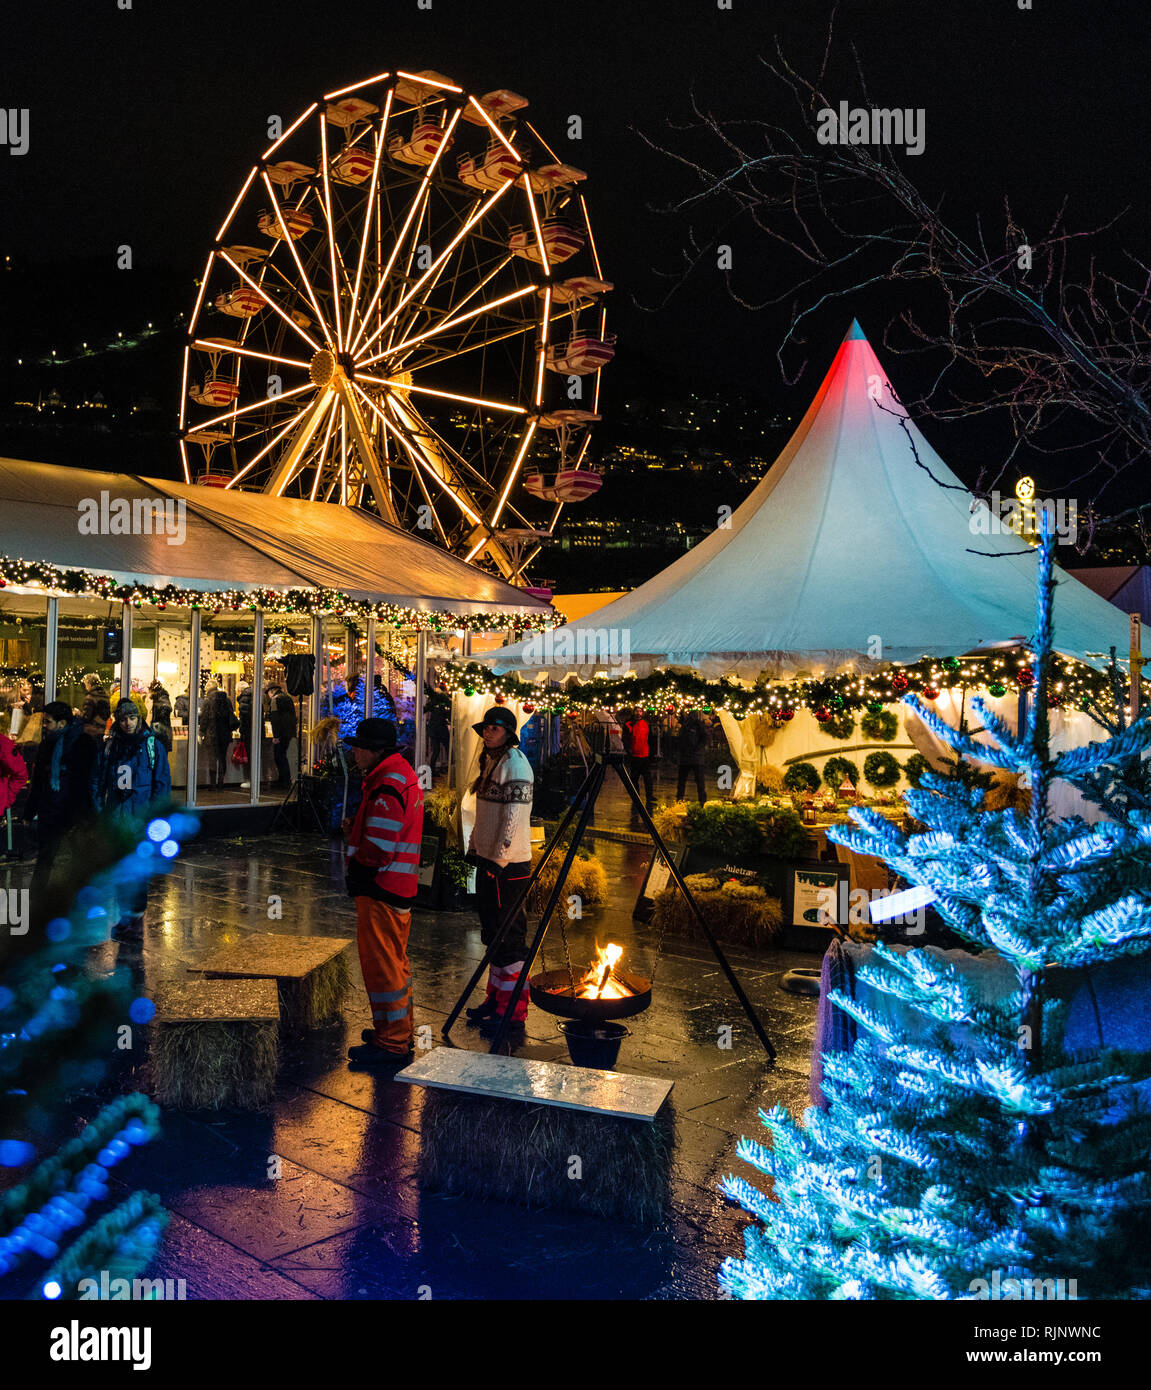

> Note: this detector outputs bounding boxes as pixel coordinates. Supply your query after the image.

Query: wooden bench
[195,933,352,1031]
[151,979,280,1109]
[397,1050,675,1223]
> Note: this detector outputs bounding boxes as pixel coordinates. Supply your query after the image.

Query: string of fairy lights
[437,652,1120,717]
[0,555,557,637]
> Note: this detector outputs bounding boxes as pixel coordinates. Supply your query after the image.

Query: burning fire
[576,942,632,1000]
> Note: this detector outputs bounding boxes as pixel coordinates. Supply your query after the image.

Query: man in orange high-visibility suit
[342,718,424,1067]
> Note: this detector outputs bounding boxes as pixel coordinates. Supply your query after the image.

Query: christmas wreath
[822,756,860,791]
[782,761,821,793]
[903,753,933,788]
[823,710,856,740]
[863,750,901,788]
[860,708,898,741]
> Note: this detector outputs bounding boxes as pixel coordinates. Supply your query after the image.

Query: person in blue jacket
[92,698,172,939]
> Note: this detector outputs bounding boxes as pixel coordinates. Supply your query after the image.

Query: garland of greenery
[863,750,902,788]
[822,756,860,790]
[39,1191,167,1300]
[782,762,821,793]
[0,555,555,636]
[860,708,899,741]
[438,649,1114,717]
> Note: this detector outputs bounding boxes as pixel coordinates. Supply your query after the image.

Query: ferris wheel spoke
[218,246,325,355]
[396,318,539,374]
[319,114,348,349]
[222,398,317,487]
[353,384,487,527]
[308,399,341,501]
[363,284,536,366]
[335,382,399,523]
[388,396,522,508]
[348,106,464,356]
[354,179,514,361]
[348,89,393,333]
[193,338,311,372]
[191,380,315,434]
[256,174,333,348]
[264,391,338,497]
[354,373,527,417]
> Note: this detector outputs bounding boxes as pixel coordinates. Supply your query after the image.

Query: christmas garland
[438,649,1115,716]
[0,555,556,637]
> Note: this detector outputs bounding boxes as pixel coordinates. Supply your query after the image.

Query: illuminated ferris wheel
[180,68,613,581]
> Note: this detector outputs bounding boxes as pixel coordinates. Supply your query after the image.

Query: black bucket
[558,1019,631,1069]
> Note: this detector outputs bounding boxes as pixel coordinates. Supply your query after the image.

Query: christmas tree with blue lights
[721,523,1151,1299]
[327,675,396,741]
[0,813,196,1299]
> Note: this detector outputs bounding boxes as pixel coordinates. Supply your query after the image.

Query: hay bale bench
[151,979,280,1110]
[398,1050,675,1224]
[650,874,783,950]
[195,933,352,1032]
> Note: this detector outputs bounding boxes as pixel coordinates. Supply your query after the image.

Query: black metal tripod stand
[443,751,776,1060]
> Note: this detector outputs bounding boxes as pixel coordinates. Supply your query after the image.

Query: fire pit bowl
[558,1019,631,1069]
[530,968,652,1022]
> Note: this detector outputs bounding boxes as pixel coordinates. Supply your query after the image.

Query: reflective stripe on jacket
[346,752,423,901]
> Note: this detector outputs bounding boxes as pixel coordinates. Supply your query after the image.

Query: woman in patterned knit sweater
[464,706,535,1037]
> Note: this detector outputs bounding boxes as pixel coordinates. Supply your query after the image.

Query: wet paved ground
[2,763,821,1301]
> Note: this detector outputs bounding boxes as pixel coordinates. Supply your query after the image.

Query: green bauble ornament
[988,681,1007,698]
[464,686,475,697]
[867,701,884,715]
[943,656,961,671]
[830,694,845,710]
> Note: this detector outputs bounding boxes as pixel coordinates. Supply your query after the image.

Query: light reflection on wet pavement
[1,791,821,1300]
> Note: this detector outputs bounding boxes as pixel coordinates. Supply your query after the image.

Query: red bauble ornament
[814,705,832,722]
[0,578,6,588]
[522,702,535,714]
[438,682,449,692]
[778,706,795,721]
[892,672,910,693]
[566,709,579,719]
[1016,667,1035,688]
[922,685,940,700]
[494,694,506,704]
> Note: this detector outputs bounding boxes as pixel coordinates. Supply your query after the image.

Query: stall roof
[0,456,550,616]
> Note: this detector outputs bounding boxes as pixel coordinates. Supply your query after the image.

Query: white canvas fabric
[485,322,1147,677]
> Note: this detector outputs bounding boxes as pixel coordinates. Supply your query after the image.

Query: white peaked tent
[487,321,1148,680]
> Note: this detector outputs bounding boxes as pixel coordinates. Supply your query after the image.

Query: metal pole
[487,759,608,1053]
[442,758,602,1037]
[250,608,264,805]
[119,601,133,703]
[614,759,776,1061]
[414,630,427,777]
[187,608,201,807]
[364,615,377,721]
[44,596,58,703]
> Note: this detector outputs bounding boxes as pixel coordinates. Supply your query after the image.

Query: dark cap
[471,706,519,745]
[114,698,140,718]
[345,718,397,752]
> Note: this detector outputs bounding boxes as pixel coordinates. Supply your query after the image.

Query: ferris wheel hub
[309,349,338,388]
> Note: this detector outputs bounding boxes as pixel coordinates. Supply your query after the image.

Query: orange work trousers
[355,896,413,1053]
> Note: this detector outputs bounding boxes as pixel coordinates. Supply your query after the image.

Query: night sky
[2,0,1149,499]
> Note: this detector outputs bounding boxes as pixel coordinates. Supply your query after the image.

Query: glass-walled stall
[0,584,453,811]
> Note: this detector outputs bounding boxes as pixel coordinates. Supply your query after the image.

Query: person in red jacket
[0,732,26,855]
[623,708,655,817]
[341,718,424,1066]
